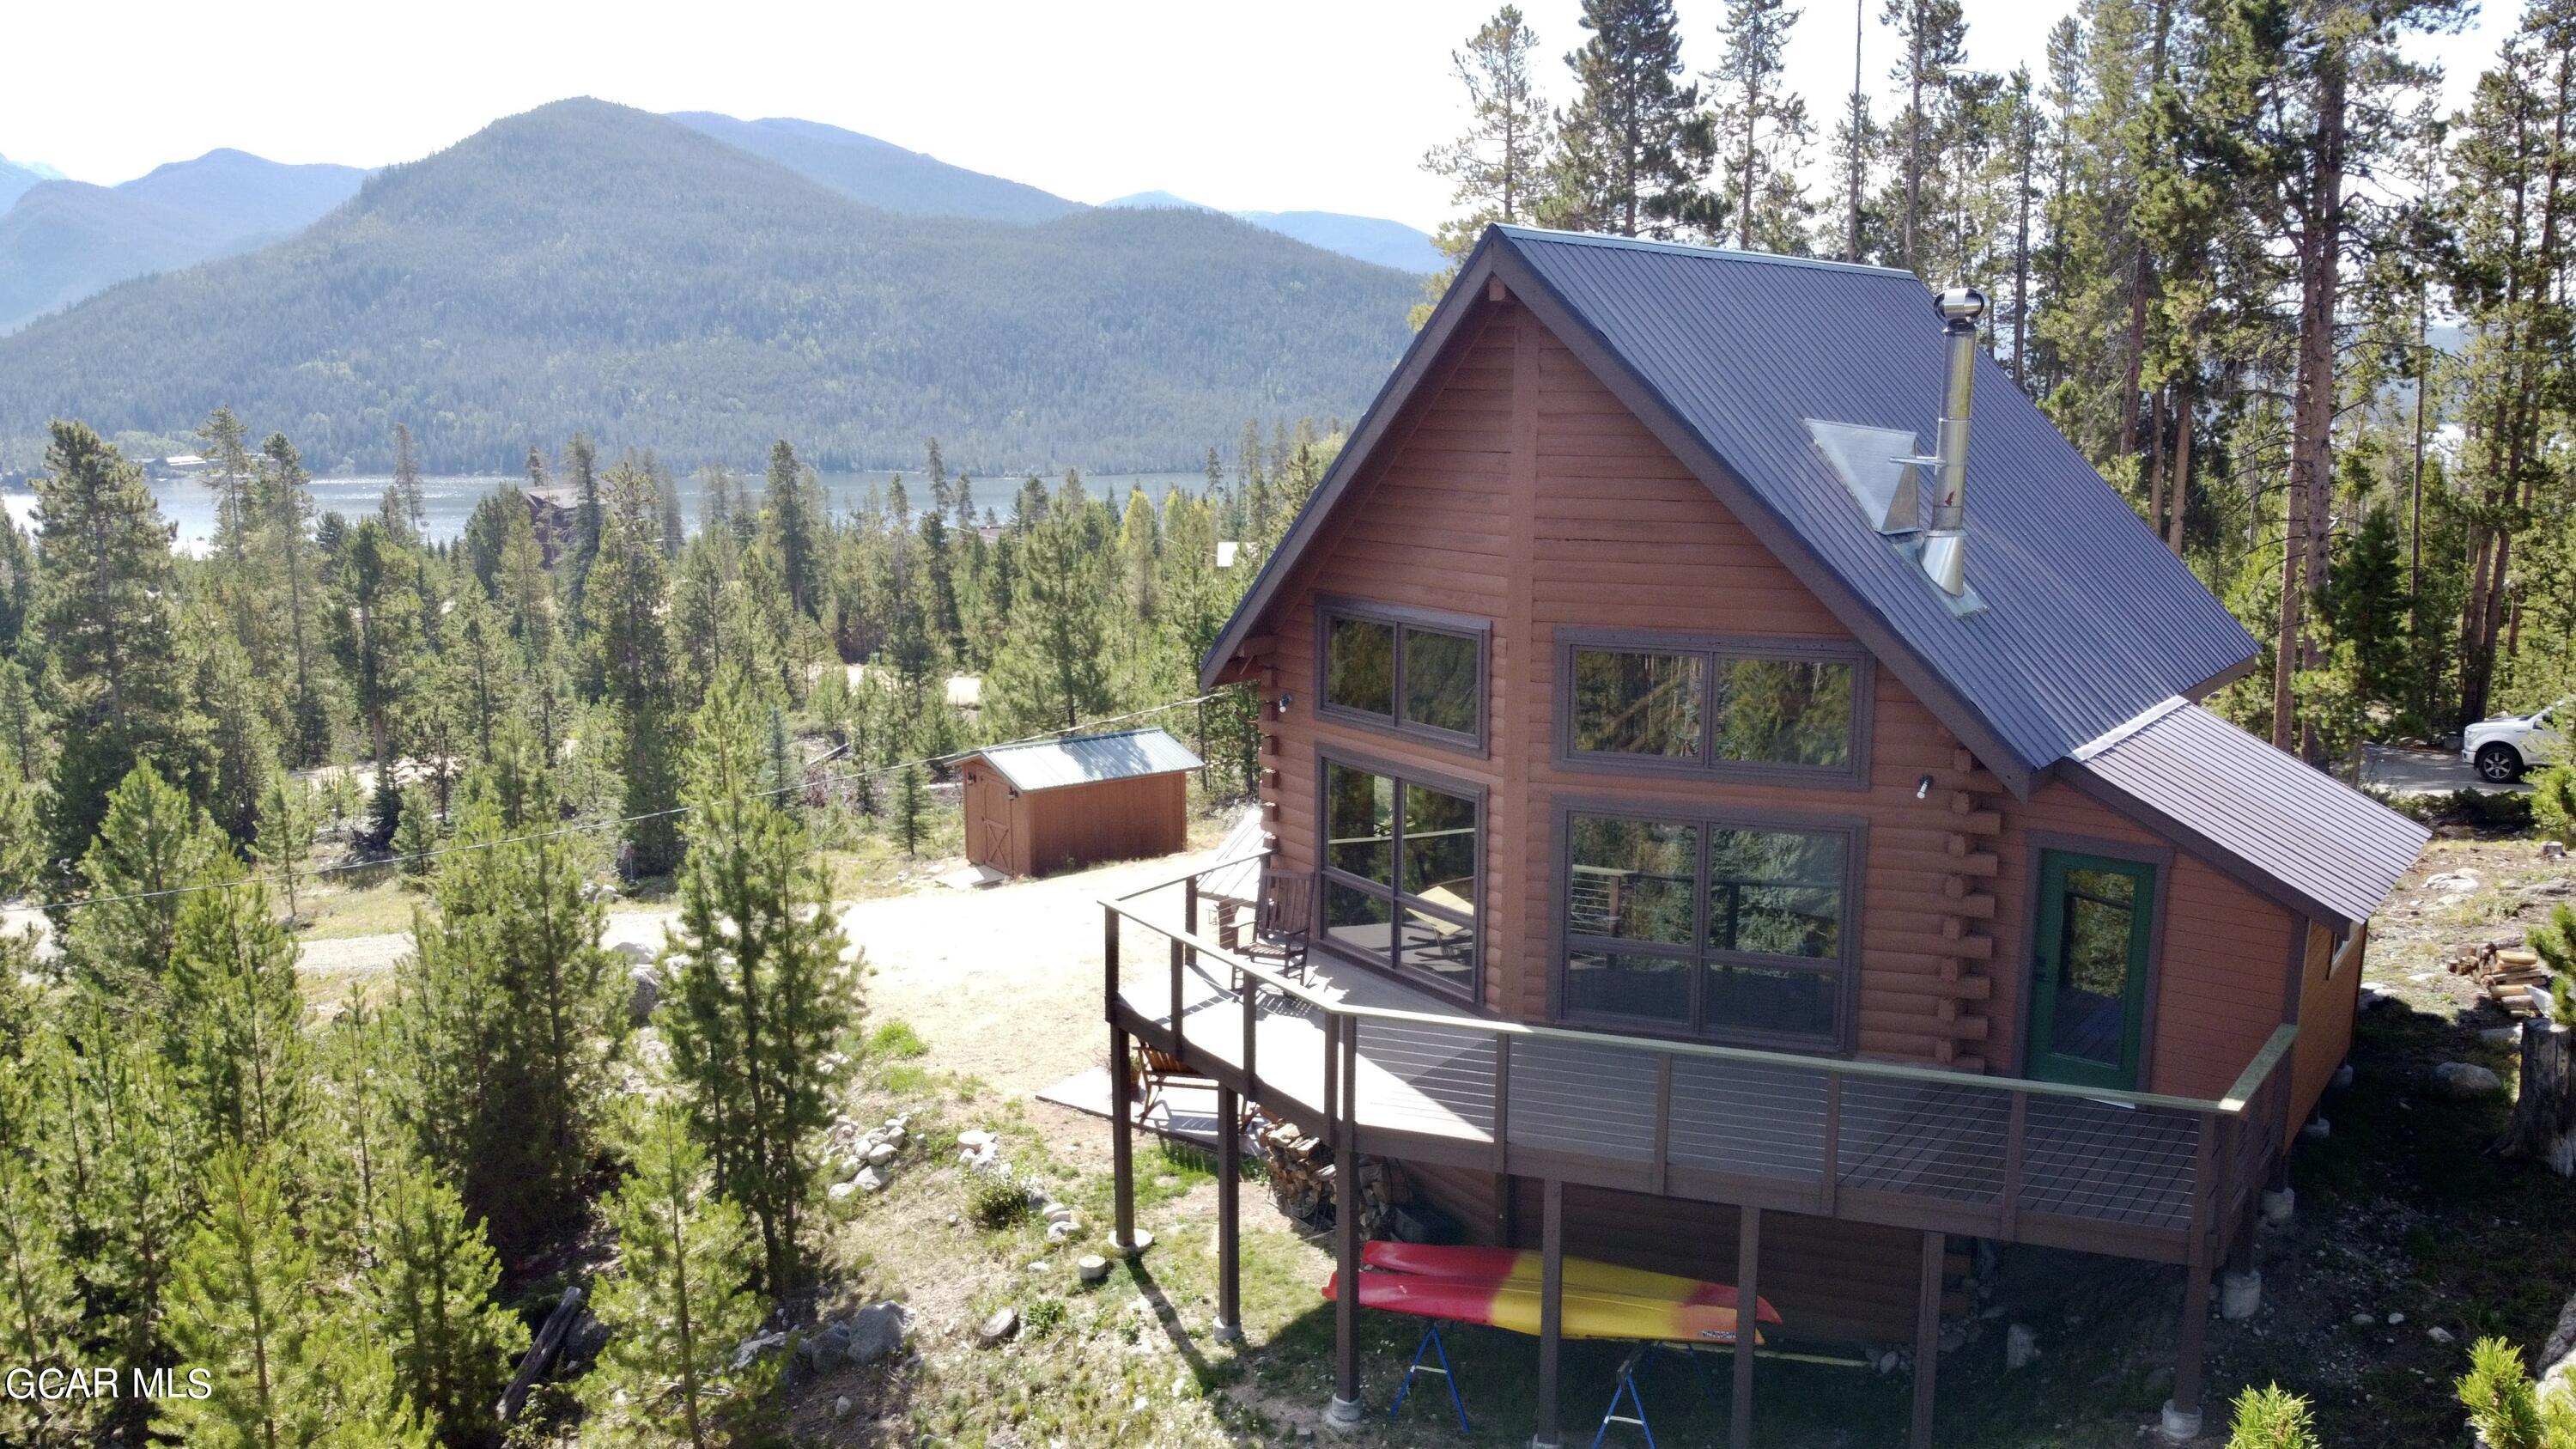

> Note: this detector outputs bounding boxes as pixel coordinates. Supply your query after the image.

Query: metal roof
[1203,226,2262,798]
[2065,700,2430,930]
[967,728,1203,793]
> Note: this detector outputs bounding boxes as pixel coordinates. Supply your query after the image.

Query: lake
[1,468,1213,551]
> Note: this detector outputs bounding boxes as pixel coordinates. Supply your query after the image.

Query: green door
[2026,850,2156,1090]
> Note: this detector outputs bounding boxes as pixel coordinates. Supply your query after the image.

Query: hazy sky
[3,0,2516,230]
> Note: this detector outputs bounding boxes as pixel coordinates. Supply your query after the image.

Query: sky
[0,0,2522,232]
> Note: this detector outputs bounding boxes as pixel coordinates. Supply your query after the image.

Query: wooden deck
[1107,867,2291,1268]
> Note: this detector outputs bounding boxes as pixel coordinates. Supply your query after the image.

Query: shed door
[2026,850,2156,1090]
[971,769,1018,873]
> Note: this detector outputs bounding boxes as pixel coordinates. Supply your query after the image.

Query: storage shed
[960,728,1203,878]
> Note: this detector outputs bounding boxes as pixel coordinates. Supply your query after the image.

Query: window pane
[1707,828,1843,960]
[1399,905,1477,987]
[1571,648,1703,757]
[1403,628,1480,735]
[2054,868,2138,1066]
[1323,880,1394,965]
[1566,814,1697,946]
[1712,657,1854,768]
[1707,963,1836,1039]
[1324,763,1393,884]
[1325,615,1395,718]
[1564,950,1692,1026]
[1401,782,1479,911]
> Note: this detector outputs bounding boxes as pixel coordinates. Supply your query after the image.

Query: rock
[857,1166,888,1193]
[882,1125,906,1145]
[867,1142,899,1166]
[2431,1061,2504,1099]
[730,1330,787,1372]
[2487,1026,2530,1047]
[957,1129,994,1148]
[828,1181,857,1202]
[2005,1324,2039,1370]
[2389,1312,2407,1325]
[2427,870,2482,893]
[1042,1201,1075,1222]
[626,966,661,1025]
[976,1307,1019,1348]
[1047,1219,1079,1244]
[2430,1326,2455,1345]
[844,1303,908,1366]
[834,1395,852,1420]
[2359,984,2398,1014]
[2352,1312,2378,1327]
[2547,841,2567,860]
[1078,1254,1111,1285]
[1875,1349,1902,1374]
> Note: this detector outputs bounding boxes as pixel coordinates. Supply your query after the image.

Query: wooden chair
[1129,1041,1210,1128]
[1236,869,1316,984]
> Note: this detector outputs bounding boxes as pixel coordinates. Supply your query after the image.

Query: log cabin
[1094,226,2430,1446]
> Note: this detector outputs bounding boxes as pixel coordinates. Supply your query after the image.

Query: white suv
[2463,700,2569,782]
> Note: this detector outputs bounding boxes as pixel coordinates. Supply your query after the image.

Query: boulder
[2547,841,2567,860]
[828,1181,858,1202]
[2005,1324,2039,1371]
[844,1303,908,1367]
[867,1142,899,1166]
[2430,1061,2504,1099]
[730,1330,787,1373]
[627,966,662,1025]
[857,1166,888,1193]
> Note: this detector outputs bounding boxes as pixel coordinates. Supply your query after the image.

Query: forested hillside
[0,150,364,332]
[0,99,1414,475]
[667,111,1084,222]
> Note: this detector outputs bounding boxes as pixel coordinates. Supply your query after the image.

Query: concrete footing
[2160,1399,2204,1443]
[2221,1269,2263,1321]
[1111,1229,1154,1259]
[1321,1395,1365,1431]
[1210,1318,1242,1344]
[2260,1186,2295,1226]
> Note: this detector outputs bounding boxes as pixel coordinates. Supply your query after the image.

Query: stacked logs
[1255,1114,1403,1236]
[2445,941,2555,1018]
[1933,740,2001,1070]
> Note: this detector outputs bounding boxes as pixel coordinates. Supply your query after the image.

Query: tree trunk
[2279,48,2348,755]
[2503,1021,2576,1177]
[2168,387,2193,554]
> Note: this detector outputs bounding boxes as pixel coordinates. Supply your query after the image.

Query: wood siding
[2290,920,2364,1134]
[1248,295,2298,1101]
[963,767,1187,879]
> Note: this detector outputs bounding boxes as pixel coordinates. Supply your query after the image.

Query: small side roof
[966,728,1203,793]
[2063,700,2430,931]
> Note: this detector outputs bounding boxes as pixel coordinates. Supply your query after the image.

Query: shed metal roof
[2063,700,2429,930]
[967,728,1202,793]
[1202,226,2262,798]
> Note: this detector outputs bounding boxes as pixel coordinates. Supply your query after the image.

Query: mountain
[0,157,47,212]
[0,99,1415,475]
[1106,190,1439,272]
[0,149,365,331]
[669,113,1082,223]
[1233,210,1443,274]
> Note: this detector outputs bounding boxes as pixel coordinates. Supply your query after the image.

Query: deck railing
[1101,852,2295,1267]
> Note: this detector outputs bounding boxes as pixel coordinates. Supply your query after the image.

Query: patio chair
[1236,869,1316,984]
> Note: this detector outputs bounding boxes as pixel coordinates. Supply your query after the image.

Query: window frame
[1551,627,1874,789]
[1315,595,1491,755]
[1315,746,1486,1005]
[1547,795,1866,1055]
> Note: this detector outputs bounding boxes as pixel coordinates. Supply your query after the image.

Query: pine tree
[60,1014,200,1394]
[157,1147,428,1449]
[0,1153,83,1447]
[391,424,428,541]
[581,1102,766,1449]
[565,432,603,623]
[762,440,824,621]
[1425,5,1557,271]
[0,656,44,785]
[986,509,1115,734]
[1709,0,1813,250]
[194,624,279,845]
[0,762,39,900]
[1880,0,1967,271]
[304,1002,404,1274]
[392,782,440,877]
[584,461,686,876]
[367,1160,526,1448]
[257,433,331,764]
[333,518,425,818]
[663,673,855,1294]
[895,764,925,856]
[253,764,322,923]
[164,861,307,1155]
[1549,0,1711,236]
[59,762,222,1010]
[29,420,206,863]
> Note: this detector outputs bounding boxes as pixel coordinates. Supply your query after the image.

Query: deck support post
[2164,1264,2212,1442]
[1327,1016,1363,1428]
[1911,1230,1942,1449]
[1213,1083,1242,1342]
[1109,1020,1138,1255]
[1533,1178,1565,1449]
[1731,1206,1761,1449]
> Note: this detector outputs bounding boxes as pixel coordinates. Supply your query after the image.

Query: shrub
[2225,1384,2319,1449]
[966,1173,1030,1230]
[868,1020,928,1061]
[1022,1298,1068,1336]
[2537,764,2576,843]
[2457,1336,2576,1449]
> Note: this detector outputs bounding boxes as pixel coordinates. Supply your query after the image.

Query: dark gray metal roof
[2066,700,2429,929]
[1489,227,2260,780]
[968,728,1202,793]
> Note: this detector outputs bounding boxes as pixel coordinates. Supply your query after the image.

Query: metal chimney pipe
[1920,283,1986,597]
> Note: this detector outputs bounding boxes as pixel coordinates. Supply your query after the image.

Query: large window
[1558,807,1856,1050]
[1320,599,1487,749]
[1558,631,1866,784]
[1321,756,1481,999]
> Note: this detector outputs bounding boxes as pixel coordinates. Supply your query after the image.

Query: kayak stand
[1388,1320,1472,1434]
[1590,1344,1659,1448]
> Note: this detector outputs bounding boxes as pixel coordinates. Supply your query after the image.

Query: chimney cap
[1934,284,1987,328]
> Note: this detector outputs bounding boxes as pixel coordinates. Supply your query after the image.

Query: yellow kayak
[1363,1241,1782,1325]
[1324,1269,1762,1346]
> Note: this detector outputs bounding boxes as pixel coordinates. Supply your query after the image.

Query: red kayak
[1361,1241,1782,1325]
[1325,1269,1760,1346]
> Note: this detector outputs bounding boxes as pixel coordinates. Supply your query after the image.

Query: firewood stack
[2446,941,2555,1018]
[1252,1114,1404,1235]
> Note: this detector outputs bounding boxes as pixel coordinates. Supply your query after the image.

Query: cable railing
[1101,853,2297,1265]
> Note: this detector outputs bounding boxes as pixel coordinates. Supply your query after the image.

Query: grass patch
[868,1020,929,1060]
[293,872,419,940]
